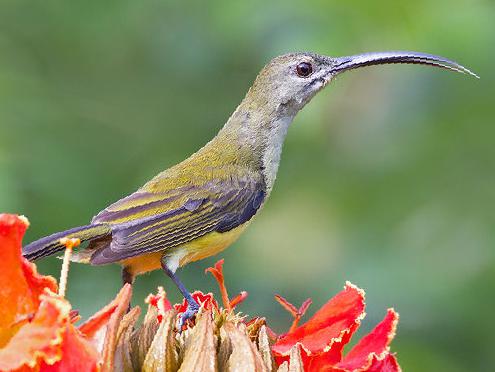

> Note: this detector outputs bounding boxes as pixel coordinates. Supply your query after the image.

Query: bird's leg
[160,258,199,330]
[121,267,134,286]
[121,267,134,313]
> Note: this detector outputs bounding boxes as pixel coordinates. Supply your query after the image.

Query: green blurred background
[1,0,493,370]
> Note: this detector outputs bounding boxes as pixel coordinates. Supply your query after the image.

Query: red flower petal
[301,321,362,371]
[174,291,219,314]
[272,282,366,367]
[145,286,173,323]
[366,353,400,372]
[300,353,401,372]
[0,214,57,348]
[146,290,172,312]
[335,309,399,371]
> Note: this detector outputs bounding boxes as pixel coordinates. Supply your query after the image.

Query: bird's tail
[23,223,111,261]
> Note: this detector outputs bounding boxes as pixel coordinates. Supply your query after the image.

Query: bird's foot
[178,299,200,331]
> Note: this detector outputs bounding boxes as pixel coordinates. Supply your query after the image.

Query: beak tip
[458,67,479,79]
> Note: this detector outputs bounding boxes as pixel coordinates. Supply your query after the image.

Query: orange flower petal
[77,302,119,342]
[0,292,97,371]
[39,324,99,372]
[0,214,57,347]
[335,309,399,371]
[0,293,68,370]
[272,282,366,366]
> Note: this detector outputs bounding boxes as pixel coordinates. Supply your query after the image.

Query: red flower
[0,214,57,348]
[0,293,100,372]
[272,282,400,372]
[0,214,132,371]
[0,214,99,371]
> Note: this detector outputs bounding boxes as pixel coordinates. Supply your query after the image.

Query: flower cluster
[0,213,401,371]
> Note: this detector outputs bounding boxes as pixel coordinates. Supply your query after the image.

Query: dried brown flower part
[287,345,304,372]
[221,321,267,371]
[178,310,217,371]
[132,303,160,368]
[258,325,276,372]
[142,310,178,372]
[114,307,141,372]
[107,301,276,371]
[99,286,133,371]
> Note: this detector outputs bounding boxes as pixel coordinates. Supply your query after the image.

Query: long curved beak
[330,51,479,78]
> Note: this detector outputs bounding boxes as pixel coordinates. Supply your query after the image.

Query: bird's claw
[178,300,200,331]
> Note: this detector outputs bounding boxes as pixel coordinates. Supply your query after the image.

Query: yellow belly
[120,223,248,277]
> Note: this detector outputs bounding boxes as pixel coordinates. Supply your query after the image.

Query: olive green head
[247,51,477,115]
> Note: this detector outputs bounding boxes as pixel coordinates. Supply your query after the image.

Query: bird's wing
[89,174,265,264]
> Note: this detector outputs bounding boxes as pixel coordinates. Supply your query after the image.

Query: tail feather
[23,224,111,261]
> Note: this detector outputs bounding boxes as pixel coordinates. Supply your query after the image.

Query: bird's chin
[322,71,337,87]
[309,77,331,97]
[291,77,331,111]
[306,75,333,98]
[306,77,326,93]
[297,87,323,110]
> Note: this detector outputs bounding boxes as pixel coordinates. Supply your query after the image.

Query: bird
[23,51,477,325]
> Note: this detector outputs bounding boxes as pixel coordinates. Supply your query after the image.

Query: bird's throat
[215,96,295,192]
[259,115,292,192]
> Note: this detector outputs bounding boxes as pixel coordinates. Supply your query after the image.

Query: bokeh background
[1,0,493,370]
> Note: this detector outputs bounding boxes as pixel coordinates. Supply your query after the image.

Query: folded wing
[90,175,265,264]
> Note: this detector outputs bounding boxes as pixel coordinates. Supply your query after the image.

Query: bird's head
[247,51,477,116]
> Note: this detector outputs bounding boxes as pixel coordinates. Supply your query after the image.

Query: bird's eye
[296,62,313,77]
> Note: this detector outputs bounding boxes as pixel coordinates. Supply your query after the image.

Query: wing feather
[90,175,265,265]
